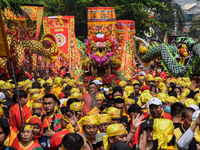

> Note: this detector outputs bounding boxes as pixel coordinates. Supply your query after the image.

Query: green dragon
[134,36,200,77]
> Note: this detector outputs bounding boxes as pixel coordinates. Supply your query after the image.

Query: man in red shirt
[41,94,62,148]
[147,97,171,120]
[127,104,148,147]
[10,90,27,130]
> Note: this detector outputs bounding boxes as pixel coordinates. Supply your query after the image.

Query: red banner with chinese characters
[43,16,74,55]
[43,16,83,79]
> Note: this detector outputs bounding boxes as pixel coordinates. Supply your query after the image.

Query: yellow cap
[78,115,99,127]
[106,107,121,118]
[0,107,3,115]
[32,94,43,102]
[138,76,145,80]
[24,79,30,85]
[0,80,5,89]
[62,83,68,89]
[40,79,46,87]
[32,103,42,108]
[18,81,26,88]
[96,77,102,81]
[25,82,32,91]
[179,81,187,88]
[148,76,155,81]
[158,82,166,92]
[67,81,76,88]
[54,77,63,86]
[125,98,135,105]
[165,96,179,103]
[103,124,127,150]
[184,98,198,107]
[46,79,53,85]
[137,90,153,106]
[76,82,83,85]
[194,93,200,101]
[153,119,174,149]
[125,86,134,93]
[132,80,140,85]
[71,93,83,99]
[24,125,34,130]
[97,114,111,123]
[5,83,12,89]
[70,102,83,111]
[155,77,163,82]
[7,79,13,83]
[119,81,127,86]
[182,77,191,82]
[170,78,177,84]
[157,93,169,103]
[146,74,153,80]
[29,88,40,94]
[95,93,105,100]
[70,88,80,94]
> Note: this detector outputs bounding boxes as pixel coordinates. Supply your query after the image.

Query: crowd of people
[0,65,200,150]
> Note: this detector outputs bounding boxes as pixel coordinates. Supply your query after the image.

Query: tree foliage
[153,0,185,35]
[188,16,200,41]
[2,0,172,40]
[0,0,29,18]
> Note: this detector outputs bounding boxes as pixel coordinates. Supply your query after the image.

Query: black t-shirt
[173,123,182,129]
[176,125,197,150]
[2,146,17,150]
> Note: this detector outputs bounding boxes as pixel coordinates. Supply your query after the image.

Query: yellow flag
[0,8,11,58]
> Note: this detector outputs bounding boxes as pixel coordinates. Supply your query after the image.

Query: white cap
[139,71,146,76]
[0,92,5,101]
[92,80,103,85]
[188,104,199,111]
[149,97,162,106]
[192,110,200,122]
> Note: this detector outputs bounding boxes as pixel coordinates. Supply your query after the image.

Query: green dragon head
[176,36,195,48]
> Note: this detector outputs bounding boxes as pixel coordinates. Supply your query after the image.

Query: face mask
[164,106,171,113]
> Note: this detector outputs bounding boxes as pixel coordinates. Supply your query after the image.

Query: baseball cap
[128,104,143,114]
[192,110,200,122]
[111,141,131,150]
[0,92,6,101]
[141,119,153,130]
[43,83,53,88]
[32,81,42,89]
[149,97,162,106]
[61,85,73,93]
[93,133,106,144]
[188,104,199,111]
[93,80,103,85]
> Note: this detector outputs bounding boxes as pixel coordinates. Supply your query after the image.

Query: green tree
[0,0,29,17]
[2,0,169,40]
[188,16,200,42]
[94,0,168,37]
[153,0,185,36]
